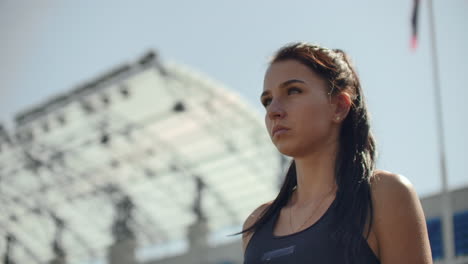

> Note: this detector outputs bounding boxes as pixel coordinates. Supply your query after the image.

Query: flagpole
[426,0,455,262]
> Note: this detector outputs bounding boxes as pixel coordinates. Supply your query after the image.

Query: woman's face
[262,59,338,157]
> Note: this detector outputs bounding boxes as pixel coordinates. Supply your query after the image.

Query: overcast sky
[1,0,467,197]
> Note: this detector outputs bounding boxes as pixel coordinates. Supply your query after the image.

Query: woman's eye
[262,88,300,107]
[288,87,301,94]
[262,98,272,107]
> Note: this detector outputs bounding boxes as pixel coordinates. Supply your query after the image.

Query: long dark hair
[235,42,377,263]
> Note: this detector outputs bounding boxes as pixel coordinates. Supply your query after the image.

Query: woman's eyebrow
[260,79,306,99]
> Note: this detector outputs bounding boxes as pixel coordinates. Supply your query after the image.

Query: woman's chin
[275,144,299,157]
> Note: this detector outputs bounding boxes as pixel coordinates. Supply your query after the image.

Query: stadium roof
[0,52,282,264]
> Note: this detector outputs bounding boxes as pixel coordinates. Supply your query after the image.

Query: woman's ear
[331,92,352,123]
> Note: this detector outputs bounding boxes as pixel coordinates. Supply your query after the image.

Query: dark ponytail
[235,43,376,264]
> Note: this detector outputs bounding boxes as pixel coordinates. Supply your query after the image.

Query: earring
[335,116,340,121]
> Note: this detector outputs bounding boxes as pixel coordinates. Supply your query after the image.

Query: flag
[411,0,420,50]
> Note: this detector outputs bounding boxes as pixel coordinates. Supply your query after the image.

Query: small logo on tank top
[261,245,296,262]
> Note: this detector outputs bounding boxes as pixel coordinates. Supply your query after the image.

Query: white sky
[0,0,467,197]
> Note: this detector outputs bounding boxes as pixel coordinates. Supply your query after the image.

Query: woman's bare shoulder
[369,169,419,219]
[369,170,432,263]
[369,170,416,199]
[371,169,413,187]
[243,201,272,232]
[241,201,273,253]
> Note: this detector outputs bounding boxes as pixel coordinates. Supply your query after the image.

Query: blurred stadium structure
[0,51,466,264]
[0,51,282,264]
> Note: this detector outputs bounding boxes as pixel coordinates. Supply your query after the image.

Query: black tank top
[244,197,380,263]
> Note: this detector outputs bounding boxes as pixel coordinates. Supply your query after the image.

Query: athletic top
[243,197,380,263]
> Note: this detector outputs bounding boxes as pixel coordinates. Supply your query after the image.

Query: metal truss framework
[0,52,281,264]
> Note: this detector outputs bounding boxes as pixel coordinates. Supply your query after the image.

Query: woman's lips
[273,128,289,137]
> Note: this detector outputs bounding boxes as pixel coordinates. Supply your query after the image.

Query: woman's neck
[292,141,338,207]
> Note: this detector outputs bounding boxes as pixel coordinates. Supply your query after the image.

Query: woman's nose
[267,101,286,120]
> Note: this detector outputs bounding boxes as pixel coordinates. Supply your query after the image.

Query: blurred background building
[0,52,282,264]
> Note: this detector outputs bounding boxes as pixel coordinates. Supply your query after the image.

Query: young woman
[239,43,432,263]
